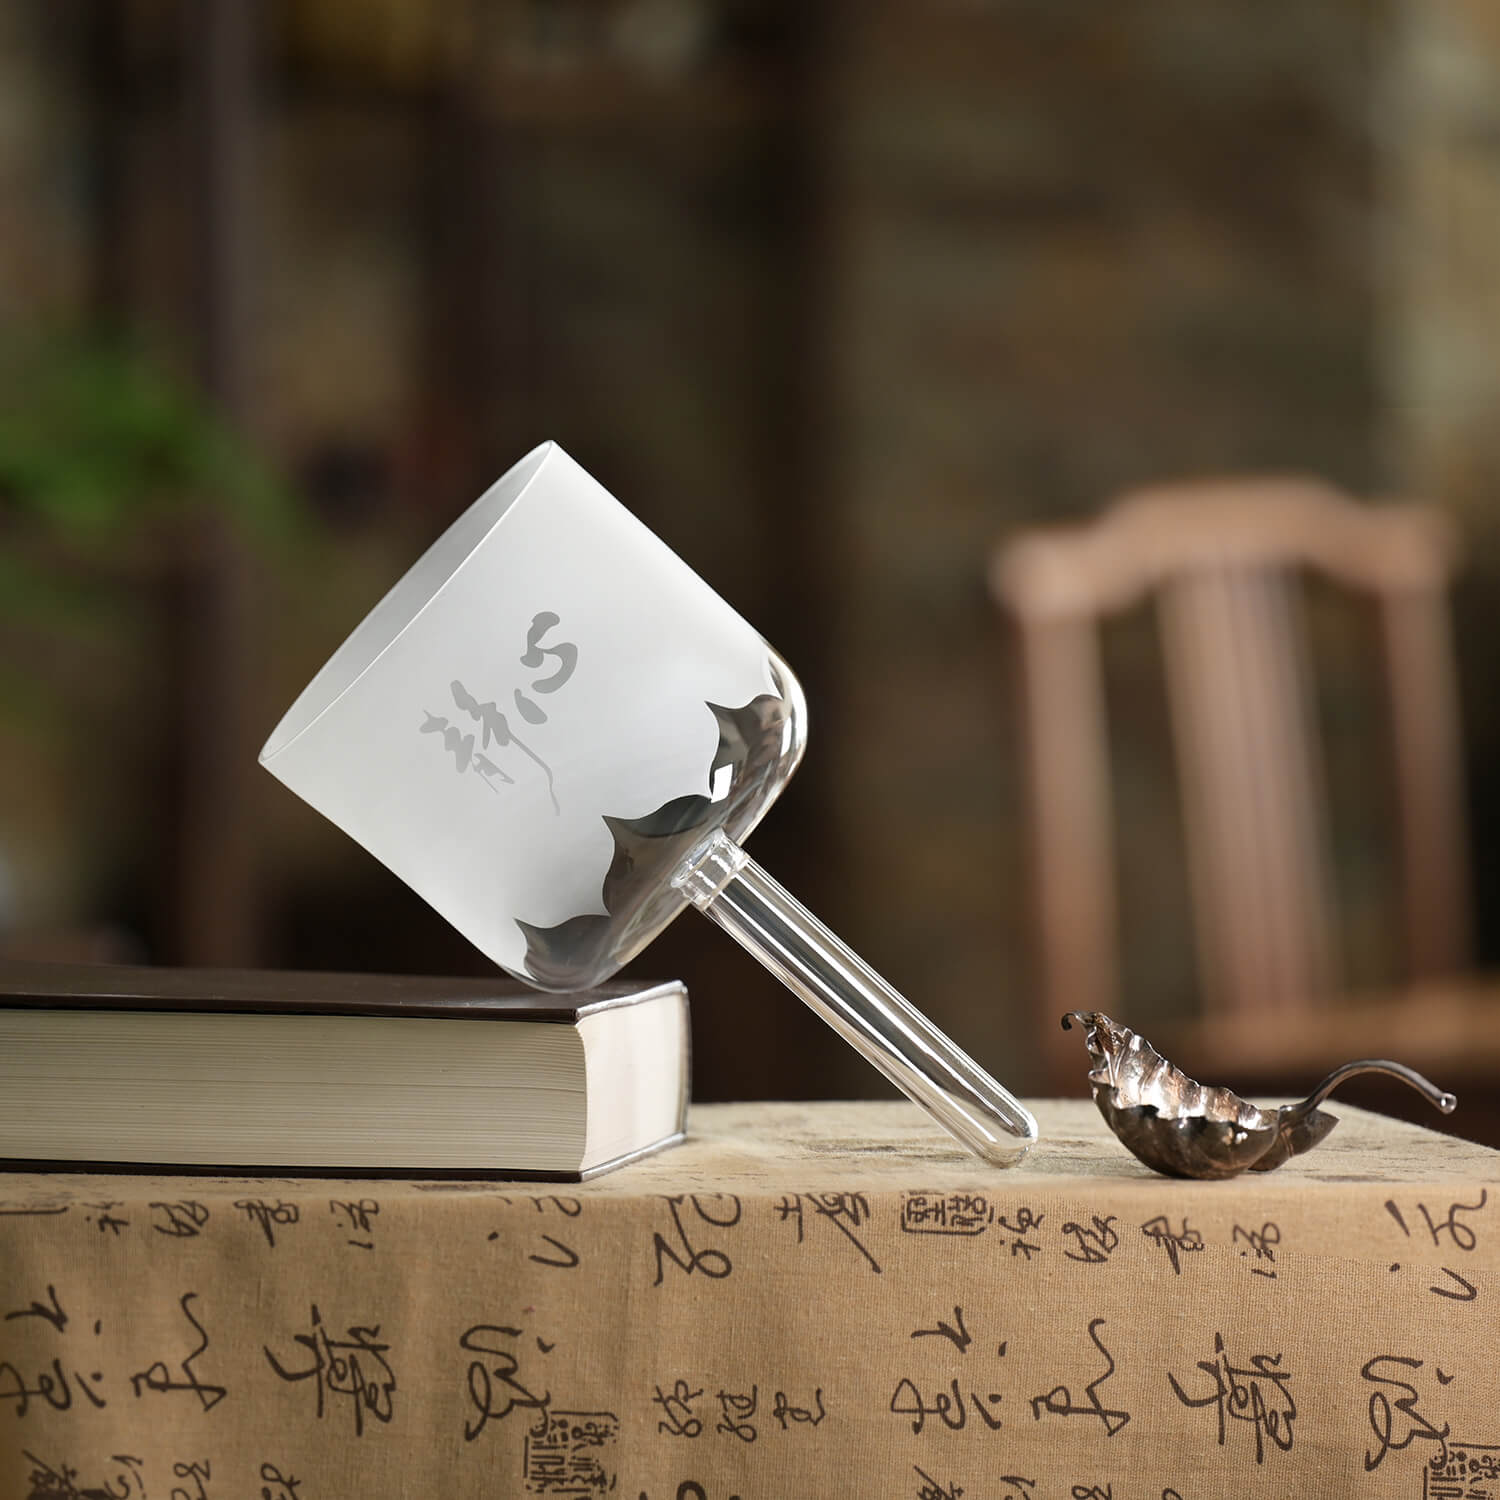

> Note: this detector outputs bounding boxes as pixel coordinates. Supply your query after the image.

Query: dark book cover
[0,959,682,1022]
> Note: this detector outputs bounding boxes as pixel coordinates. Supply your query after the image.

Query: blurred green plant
[0,335,299,546]
[0,335,307,713]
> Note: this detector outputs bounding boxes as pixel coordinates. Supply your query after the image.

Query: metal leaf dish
[1061,1010,1458,1179]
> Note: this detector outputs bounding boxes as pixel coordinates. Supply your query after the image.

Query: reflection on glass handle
[673,830,1037,1167]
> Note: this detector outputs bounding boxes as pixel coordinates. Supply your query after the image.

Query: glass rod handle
[673,830,1037,1167]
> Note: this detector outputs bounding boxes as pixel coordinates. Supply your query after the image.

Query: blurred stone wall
[817,0,1391,1092]
[1381,0,1500,960]
[0,5,99,941]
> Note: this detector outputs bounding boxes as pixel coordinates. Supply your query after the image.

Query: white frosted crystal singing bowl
[261,441,1036,1165]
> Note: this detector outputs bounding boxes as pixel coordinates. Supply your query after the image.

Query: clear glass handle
[673,830,1037,1167]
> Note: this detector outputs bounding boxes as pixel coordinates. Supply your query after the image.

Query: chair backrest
[990,476,1469,1083]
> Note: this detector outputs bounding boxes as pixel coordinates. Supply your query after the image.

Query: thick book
[0,1100,1494,1499]
[0,961,689,1178]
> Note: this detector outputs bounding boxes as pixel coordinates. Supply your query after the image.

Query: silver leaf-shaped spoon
[1062,1011,1458,1178]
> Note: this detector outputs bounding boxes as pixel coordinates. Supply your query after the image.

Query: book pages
[1,1100,1495,1499]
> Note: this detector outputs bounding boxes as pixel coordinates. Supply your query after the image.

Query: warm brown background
[3,1,1500,1105]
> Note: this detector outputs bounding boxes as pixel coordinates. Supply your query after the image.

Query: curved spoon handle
[1289,1058,1457,1124]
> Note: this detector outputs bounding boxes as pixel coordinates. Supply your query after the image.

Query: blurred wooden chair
[990,476,1473,1095]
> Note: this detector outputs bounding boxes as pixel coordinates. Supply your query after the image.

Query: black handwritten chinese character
[998,1207,1044,1236]
[1141,1215,1204,1275]
[529,1234,580,1269]
[913,1467,963,1500]
[0,1293,107,1418]
[1386,1191,1488,1251]
[457,1323,550,1442]
[652,1195,740,1285]
[715,1386,757,1443]
[130,1292,227,1411]
[169,1458,211,1500]
[911,1306,972,1354]
[0,1360,107,1417]
[777,1192,880,1273]
[263,1303,395,1436]
[259,1461,301,1500]
[891,1377,969,1435]
[5,1284,68,1333]
[771,1386,826,1429]
[529,1196,583,1268]
[150,1201,210,1239]
[1168,1331,1293,1463]
[1030,1318,1129,1437]
[330,1197,379,1250]
[1061,1215,1119,1264]
[774,1195,804,1238]
[1232,1221,1281,1278]
[23,1450,144,1499]
[1430,1267,1478,1301]
[1419,1191,1487,1250]
[1360,1354,1451,1472]
[235,1198,299,1248]
[652,1379,704,1437]
[83,1201,129,1237]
